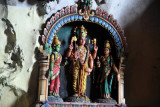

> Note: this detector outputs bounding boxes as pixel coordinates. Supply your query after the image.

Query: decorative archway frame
[41,4,127,57]
[38,3,127,105]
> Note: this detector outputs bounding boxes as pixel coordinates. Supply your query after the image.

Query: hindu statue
[49,35,62,97]
[66,25,98,99]
[97,40,120,99]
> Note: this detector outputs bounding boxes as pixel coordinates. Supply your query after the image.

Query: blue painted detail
[110,27,114,33]
[78,15,83,20]
[47,39,50,43]
[48,35,52,40]
[112,31,116,36]
[118,42,122,48]
[60,20,64,25]
[102,20,105,26]
[64,18,67,23]
[49,32,54,38]
[67,16,71,21]
[90,17,94,21]
[115,38,119,43]
[117,36,120,41]
[98,19,102,24]
[105,22,109,28]
[48,39,52,45]
[75,15,78,20]
[52,28,56,33]
[54,25,58,30]
[95,17,98,22]
[41,100,51,107]
[115,38,120,47]
[115,34,118,39]
[108,25,111,30]
[71,15,74,20]
[117,42,122,50]
[57,22,61,27]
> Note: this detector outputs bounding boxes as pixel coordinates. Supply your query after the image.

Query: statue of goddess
[49,35,62,97]
[97,40,120,99]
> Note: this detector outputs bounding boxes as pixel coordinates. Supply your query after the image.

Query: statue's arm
[113,64,118,74]
[66,42,73,58]
[100,70,110,83]
[85,53,93,75]
[113,64,120,81]
[92,44,98,59]
[50,54,54,78]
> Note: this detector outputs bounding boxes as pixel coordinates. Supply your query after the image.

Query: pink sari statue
[49,35,62,96]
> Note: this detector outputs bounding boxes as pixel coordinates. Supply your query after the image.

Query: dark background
[124,0,160,106]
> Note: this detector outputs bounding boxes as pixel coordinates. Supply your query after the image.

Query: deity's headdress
[104,40,111,49]
[79,25,87,38]
[74,25,87,39]
[53,34,61,46]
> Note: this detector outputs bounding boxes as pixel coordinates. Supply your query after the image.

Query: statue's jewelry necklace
[77,46,89,66]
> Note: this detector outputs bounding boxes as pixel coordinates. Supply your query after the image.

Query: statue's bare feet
[106,94,112,99]
[73,93,78,97]
[55,93,60,97]
[52,92,56,96]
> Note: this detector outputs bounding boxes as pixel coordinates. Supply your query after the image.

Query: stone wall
[0,0,159,106]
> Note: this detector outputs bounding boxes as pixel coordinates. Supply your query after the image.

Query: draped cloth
[71,45,89,96]
[50,53,62,94]
[73,59,89,95]
[100,56,114,95]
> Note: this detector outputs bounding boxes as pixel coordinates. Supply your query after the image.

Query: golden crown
[53,34,61,46]
[79,25,87,38]
[104,40,111,49]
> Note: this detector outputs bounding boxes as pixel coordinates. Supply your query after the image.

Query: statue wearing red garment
[49,35,62,97]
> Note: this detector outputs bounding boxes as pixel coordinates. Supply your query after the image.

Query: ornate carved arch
[41,4,127,57]
[38,2,127,106]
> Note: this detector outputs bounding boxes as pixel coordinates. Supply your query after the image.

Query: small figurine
[66,25,98,99]
[49,35,62,97]
[97,40,120,99]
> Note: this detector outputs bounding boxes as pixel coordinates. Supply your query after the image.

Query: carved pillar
[118,57,126,104]
[38,53,50,102]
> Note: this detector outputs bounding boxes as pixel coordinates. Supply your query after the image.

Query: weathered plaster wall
[0,0,159,106]
[0,3,44,107]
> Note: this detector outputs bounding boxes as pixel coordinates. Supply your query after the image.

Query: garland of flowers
[77,45,89,67]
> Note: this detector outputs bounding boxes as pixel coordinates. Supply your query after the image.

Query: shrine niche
[37,0,127,106]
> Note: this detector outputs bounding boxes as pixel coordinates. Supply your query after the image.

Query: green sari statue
[97,40,120,99]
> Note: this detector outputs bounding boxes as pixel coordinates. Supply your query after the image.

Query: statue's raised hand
[94,44,98,52]
[69,42,73,50]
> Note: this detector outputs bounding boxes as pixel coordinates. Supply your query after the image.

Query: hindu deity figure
[49,35,62,96]
[66,25,98,98]
[97,40,120,99]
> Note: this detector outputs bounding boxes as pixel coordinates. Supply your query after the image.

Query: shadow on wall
[124,0,160,106]
[11,47,39,107]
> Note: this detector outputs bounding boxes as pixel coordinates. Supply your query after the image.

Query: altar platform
[36,102,126,107]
